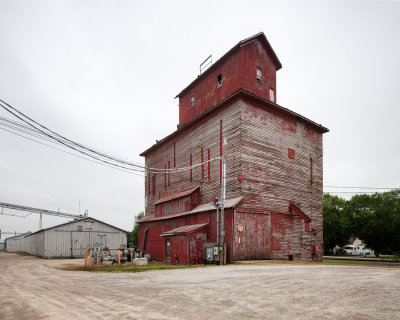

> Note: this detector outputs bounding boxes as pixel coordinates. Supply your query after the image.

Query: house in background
[138,32,328,264]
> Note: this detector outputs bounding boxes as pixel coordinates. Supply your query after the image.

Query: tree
[129,211,144,249]
[323,189,400,256]
[323,194,352,253]
[350,190,400,256]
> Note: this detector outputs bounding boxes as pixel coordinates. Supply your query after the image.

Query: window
[217,74,222,88]
[190,95,195,108]
[77,225,83,231]
[269,88,275,102]
[257,68,262,83]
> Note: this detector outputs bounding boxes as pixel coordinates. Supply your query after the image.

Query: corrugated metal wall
[23,232,45,257]
[23,218,127,258]
[5,235,25,252]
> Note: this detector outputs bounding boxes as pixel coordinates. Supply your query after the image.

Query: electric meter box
[203,242,220,263]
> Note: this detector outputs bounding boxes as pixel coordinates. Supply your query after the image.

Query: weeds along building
[138,32,328,264]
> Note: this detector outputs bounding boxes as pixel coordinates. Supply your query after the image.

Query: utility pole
[220,155,226,265]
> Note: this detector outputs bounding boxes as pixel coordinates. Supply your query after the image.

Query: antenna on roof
[199,55,212,75]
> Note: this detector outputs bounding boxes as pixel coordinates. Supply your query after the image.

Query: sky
[0,0,399,237]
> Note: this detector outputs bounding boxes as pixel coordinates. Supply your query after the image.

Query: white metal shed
[5,232,31,252]
[23,217,127,258]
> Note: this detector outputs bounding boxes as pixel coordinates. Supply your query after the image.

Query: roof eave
[140,89,328,157]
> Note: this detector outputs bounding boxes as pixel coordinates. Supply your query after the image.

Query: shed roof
[140,89,329,157]
[190,196,244,214]
[24,217,128,237]
[5,232,31,240]
[161,223,209,237]
[175,32,282,98]
[154,186,199,205]
[138,196,243,223]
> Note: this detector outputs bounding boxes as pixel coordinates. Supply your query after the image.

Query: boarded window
[270,88,275,102]
[257,68,262,83]
[190,95,195,108]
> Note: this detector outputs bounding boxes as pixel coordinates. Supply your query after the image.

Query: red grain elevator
[138,32,329,264]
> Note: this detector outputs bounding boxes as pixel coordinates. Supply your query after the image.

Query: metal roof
[138,196,244,223]
[24,217,128,237]
[175,32,282,98]
[4,232,31,240]
[189,196,244,213]
[161,223,209,237]
[154,186,199,205]
[140,89,329,156]
[137,211,190,223]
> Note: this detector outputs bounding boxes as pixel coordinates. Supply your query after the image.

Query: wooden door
[165,239,171,264]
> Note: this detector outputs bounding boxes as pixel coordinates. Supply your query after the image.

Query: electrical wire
[0,99,223,174]
[0,152,75,210]
[0,127,146,177]
[324,185,397,190]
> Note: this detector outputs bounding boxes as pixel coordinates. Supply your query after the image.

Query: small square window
[77,226,83,231]
[269,88,275,102]
[190,95,195,108]
[257,68,262,83]
[217,74,222,88]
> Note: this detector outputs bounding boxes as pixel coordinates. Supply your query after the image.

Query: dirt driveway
[1,252,399,320]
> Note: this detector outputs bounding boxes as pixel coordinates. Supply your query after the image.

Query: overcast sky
[0,0,399,237]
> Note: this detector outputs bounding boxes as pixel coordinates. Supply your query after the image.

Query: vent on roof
[199,55,212,75]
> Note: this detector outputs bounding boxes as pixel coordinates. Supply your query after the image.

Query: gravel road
[1,252,399,320]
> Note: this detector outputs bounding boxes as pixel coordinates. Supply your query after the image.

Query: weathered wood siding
[144,100,243,215]
[235,97,323,261]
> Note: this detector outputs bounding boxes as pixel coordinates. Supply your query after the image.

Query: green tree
[323,194,352,253]
[350,190,400,256]
[130,211,144,249]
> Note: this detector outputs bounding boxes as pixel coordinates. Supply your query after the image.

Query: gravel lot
[1,252,399,320]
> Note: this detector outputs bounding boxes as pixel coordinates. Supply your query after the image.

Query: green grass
[323,259,370,266]
[63,261,210,273]
[379,255,400,262]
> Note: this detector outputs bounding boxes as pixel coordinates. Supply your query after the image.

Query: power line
[323,191,387,194]
[0,152,75,210]
[0,99,223,174]
[0,126,145,177]
[324,185,398,190]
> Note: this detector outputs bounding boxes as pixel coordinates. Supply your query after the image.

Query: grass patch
[61,261,211,273]
[323,259,370,266]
